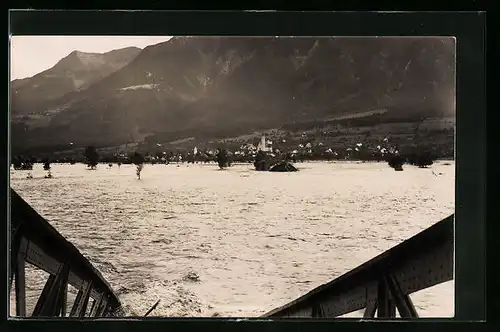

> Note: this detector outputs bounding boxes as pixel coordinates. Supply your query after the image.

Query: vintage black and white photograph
[9,35,455,318]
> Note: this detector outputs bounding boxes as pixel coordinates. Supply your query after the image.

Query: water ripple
[10,162,455,317]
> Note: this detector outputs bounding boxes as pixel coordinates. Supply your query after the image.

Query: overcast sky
[9,36,173,80]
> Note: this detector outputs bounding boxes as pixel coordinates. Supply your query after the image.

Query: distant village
[11,130,446,175]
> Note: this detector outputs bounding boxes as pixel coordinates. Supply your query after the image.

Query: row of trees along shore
[12,145,446,170]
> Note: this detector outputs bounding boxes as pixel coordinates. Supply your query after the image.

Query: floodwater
[9,161,455,317]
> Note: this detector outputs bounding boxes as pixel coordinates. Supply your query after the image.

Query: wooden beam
[60,282,68,317]
[69,289,83,317]
[262,215,453,318]
[10,190,123,316]
[36,262,71,317]
[101,303,110,317]
[386,274,419,318]
[377,278,395,318]
[88,299,96,317]
[77,281,93,317]
[32,275,56,316]
[311,304,324,318]
[14,252,26,317]
[97,297,109,317]
[91,293,104,317]
[363,300,377,318]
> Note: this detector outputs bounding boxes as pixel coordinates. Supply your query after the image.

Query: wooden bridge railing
[262,214,454,319]
[9,188,124,318]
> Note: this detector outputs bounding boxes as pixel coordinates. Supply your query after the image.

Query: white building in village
[257,134,273,152]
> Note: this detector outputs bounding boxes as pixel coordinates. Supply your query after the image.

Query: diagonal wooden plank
[32,275,57,316]
[386,274,419,318]
[37,262,71,317]
[77,280,93,317]
[69,289,83,317]
[363,300,376,318]
[91,293,104,317]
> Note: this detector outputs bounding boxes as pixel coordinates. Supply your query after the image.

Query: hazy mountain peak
[11,46,142,116]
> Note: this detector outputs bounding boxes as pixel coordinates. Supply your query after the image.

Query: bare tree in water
[131,152,145,179]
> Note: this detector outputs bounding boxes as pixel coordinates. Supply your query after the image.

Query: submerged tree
[216,148,229,169]
[14,156,34,170]
[22,159,33,170]
[131,152,145,179]
[405,150,435,168]
[269,161,298,172]
[42,158,51,171]
[387,154,405,171]
[42,158,52,178]
[414,152,434,168]
[254,150,269,171]
[84,146,99,169]
[12,157,22,170]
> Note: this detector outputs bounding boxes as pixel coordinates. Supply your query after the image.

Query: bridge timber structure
[262,214,454,319]
[9,188,453,319]
[9,189,124,318]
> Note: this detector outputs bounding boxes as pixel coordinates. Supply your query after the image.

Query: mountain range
[10,37,455,154]
[11,47,141,116]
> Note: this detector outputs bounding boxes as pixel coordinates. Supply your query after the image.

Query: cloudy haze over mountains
[10,36,455,154]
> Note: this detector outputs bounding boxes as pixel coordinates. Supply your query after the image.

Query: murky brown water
[10,161,455,317]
